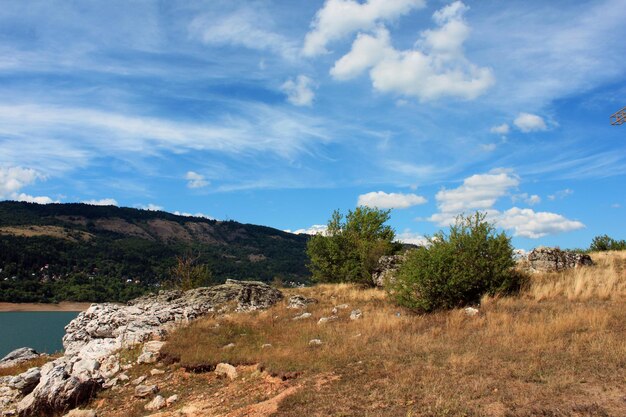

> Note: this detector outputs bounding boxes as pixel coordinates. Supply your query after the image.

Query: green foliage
[589,234,626,252]
[390,212,523,312]
[306,206,397,285]
[168,254,214,290]
[0,201,310,302]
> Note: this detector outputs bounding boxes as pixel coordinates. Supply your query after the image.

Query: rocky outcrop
[0,348,42,370]
[372,254,407,287]
[3,280,283,417]
[525,247,593,273]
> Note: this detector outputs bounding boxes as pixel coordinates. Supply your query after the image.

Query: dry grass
[0,225,93,241]
[528,251,626,301]
[0,355,57,377]
[98,251,626,416]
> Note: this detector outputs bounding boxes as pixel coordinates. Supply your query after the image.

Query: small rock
[222,343,236,350]
[102,377,118,389]
[8,367,40,395]
[150,369,165,376]
[132,375,147,385]
[287,295,318,309]
[350,309,363,320]
[317,316,338,325]
[464,307,480,317]
[292,312,312,320]
[62,409,97,417]
[308,339,323,346]
[134,384,159,398]
[144,395,166,411]
[137,341,165,364]
[331,307,338,315]
[335,304,349,310]
[117,373,129,382]
[166,394,178,406]
[214,363,238,380]
[261,344,272,349]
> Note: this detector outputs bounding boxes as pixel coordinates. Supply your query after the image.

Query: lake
[0,312,79,358]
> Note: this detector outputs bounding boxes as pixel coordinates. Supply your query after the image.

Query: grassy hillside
[0,201,309,303]
[82,251,626,416]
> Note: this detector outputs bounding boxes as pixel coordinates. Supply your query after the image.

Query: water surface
[0,312,79,358]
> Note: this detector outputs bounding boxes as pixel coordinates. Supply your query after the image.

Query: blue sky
[0,0,624,250]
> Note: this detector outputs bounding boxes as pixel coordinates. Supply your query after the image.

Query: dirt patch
[0,225,93,241]
[95,218,154,240]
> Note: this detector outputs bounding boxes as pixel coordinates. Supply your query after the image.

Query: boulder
[464,307,480,317]
[8,368,41,395]
[134,384,159,398]
[13,280,282,417]
[349,309,363,320]
[526,247,593,273]
[214,363,237,380]
[144,395,166,411]
[286,295,318,309]
[372,254,407,287]
[166,394,178,406]
[317,316,338,325]
[0,348,41,369]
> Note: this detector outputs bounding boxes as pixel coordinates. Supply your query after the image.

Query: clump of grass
[0,355,56,377]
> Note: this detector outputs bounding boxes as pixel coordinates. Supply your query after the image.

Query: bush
[168,254,214,290]
[306,206,398,285]
[589,235,626,252]
[390,212,523,312]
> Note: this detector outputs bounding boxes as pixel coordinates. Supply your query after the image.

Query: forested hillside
[0,202,309,302]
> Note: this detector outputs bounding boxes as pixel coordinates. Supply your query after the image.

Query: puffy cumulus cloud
[303,0,425,57]
[281,75,316,107]
[185,171,209,189]
[14,193,57,204]
[490,123,510,135]
[358,191,427,209]
[285,225,328,236]
[173,211,214,219]
[396,230,428,246]
[429,170,519,224]
[513,112,547,132]
[497,208,584,238]
[135,203,163,211]
[0,166,57,204]
[330,2,494,101]
[82,198,118,206]
[0,166,43,197]
[427,170,583,238]
[189,8,298,60]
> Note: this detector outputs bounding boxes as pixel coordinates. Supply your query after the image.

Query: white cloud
[173,211,214,219]
[281,75,315,107]
[82,198,118,206]
[303,0,425,57]
[490,123,510,135]
[396,230,428,246]
[611,203,621,209]
[512,193,541,206]
[286,224,328,236]
[189,8,298,60]
[0,166,42,197]
[329,2,494,101]
[136,203,163,211]
[15,193,57,204]
[513,113,548,132]
[497,207,584,238]
[480,143,497,152]
[427,170,583,238]
[185,171,209,189]
[358,191,427,209]
[547,188,573,201]
[429,170,519,225]
[0,166,57,204]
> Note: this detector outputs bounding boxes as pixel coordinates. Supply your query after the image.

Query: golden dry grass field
[85,251,626,416]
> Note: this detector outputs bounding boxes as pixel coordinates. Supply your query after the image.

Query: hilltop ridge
[0,201,309,303]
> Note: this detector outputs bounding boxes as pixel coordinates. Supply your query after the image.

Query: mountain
[0,201,309,303]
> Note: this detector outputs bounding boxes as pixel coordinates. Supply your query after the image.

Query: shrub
[390,212,523,312]
[306,206,397,285]
[168,253,214,290]
[589,235,626,252]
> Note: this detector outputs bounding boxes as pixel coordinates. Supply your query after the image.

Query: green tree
[168,253,214,291]
[390,212,524,312]
[589,235,626,252]
[306,206,397,285]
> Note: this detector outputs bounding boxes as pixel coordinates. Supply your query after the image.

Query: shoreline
[0,302,93,312]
